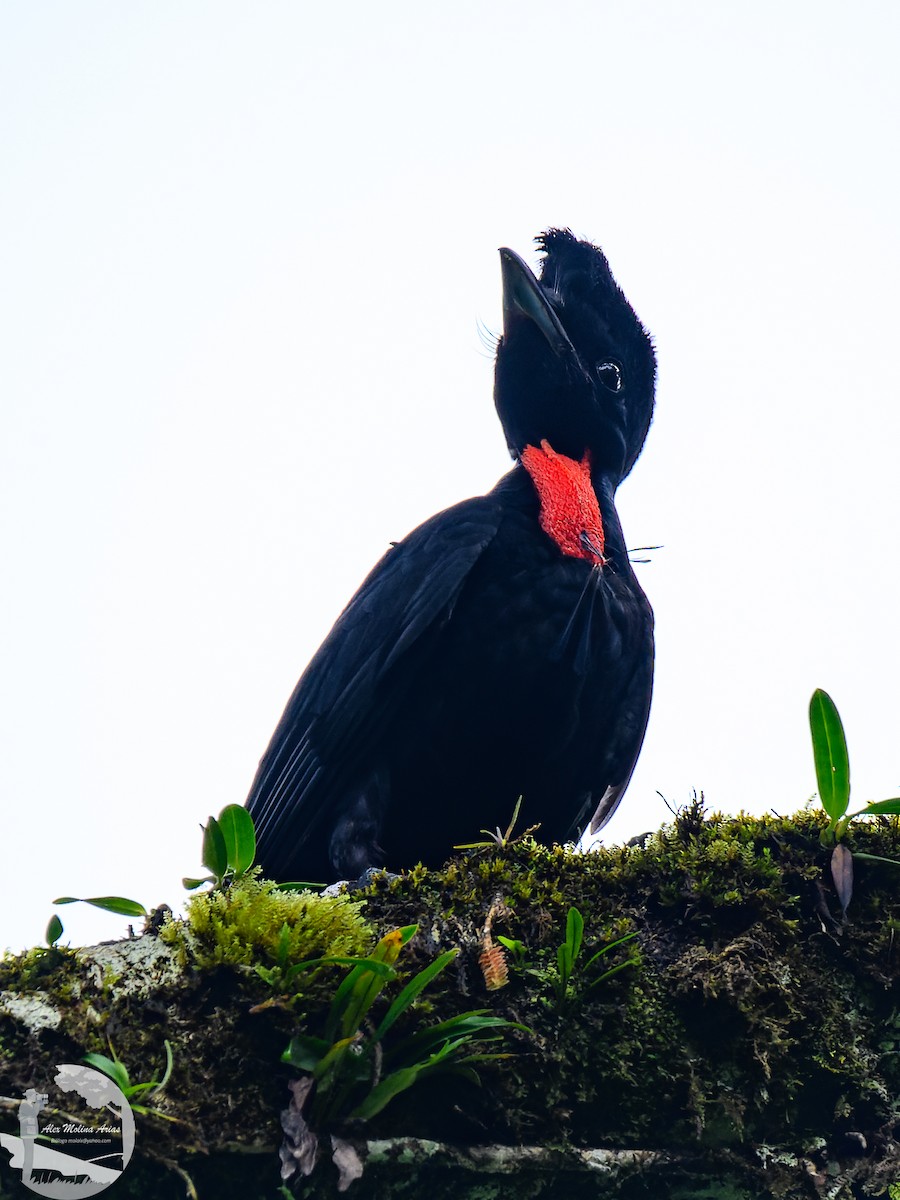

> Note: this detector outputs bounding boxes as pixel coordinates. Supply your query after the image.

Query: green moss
[5,803,900,1196]
[354,800,900,1158]
[159,871,374,971]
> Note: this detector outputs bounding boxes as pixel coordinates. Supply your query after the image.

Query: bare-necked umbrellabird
[247,229,656,882]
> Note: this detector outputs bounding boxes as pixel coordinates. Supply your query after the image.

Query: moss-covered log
[3,803,900,1198]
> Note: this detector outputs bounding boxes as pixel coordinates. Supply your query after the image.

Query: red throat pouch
[520,440,605,564]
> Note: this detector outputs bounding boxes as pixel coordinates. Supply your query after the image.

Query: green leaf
[858,798,900,816]
[555,906,583,990]
[496,936,525,953]
[182,876,214,891]
[45,914,63,947]
[565,907,584,963]
[124,1079,163,1099]
[217,804,256,876]
[809,689,851,823]
[349,1063,426,1121]
[372,949,459,1042]
[582,931,638,971]
[851,852,900,868]
[387,1012,523,1065]
[148,1040,174,1097]
[311,1035,357,1084]
[53,896,148,918]
[83,1053,131,1092]
[354,1033,492,1120]
[582,958,639,992]
[282,1033,331,1071]
[335,927,415,1041]
[557,942,572,984]
[285,955,397,985]
[202,815,228,879]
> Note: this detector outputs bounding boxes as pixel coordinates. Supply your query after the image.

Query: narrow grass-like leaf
[217,804,256,875]
[148,1040,174,1097]
[852,852,900,868]
[353,1034,496,1120]
[285,955,396,985]
[349,1063,426,1120]
[388,1013,523,1064]
[809,689,851,822]
[583,958,639,993]
[858,798,900,816]
[582,931,638,971]
[329,927,414,1042]
[53,896,148,918]
[372,949,458,1042]
[311,1035,356,1084]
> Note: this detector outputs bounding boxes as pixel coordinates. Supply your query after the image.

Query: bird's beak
[499,246,577,358]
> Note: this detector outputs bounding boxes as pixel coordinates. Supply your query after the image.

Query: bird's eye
[596,361,623,392]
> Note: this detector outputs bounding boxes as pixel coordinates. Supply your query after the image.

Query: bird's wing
[586,614,654,835]
[246,495,503,877]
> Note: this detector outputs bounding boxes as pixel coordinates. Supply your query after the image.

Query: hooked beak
[499,246,577,359]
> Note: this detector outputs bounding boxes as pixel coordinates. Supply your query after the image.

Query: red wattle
[520,440,605,564]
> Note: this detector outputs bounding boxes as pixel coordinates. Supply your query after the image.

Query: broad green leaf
[809,689,851,822]
[565,907,584,963]
[202,815,227,879]
[282,1033,332,1071]
[217,804,256,875]
[53,896,148,918]
[372,948,459,1042]
[859,798,900,816]
[182,876,214,890]
[45,915,63,946]
[83,1053,131,1092]
[557,943,572,983]
[496,936,525,954]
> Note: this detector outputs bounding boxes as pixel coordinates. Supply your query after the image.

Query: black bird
[247,229,656,882]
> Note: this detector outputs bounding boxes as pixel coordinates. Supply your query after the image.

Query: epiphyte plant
[279,923,525,1187]
[809,687,900,915]
[49,804,260,943]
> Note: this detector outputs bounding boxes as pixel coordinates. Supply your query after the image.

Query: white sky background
[2,2,899,952]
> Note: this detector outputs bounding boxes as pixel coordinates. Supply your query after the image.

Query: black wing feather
[246,496,503,877]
